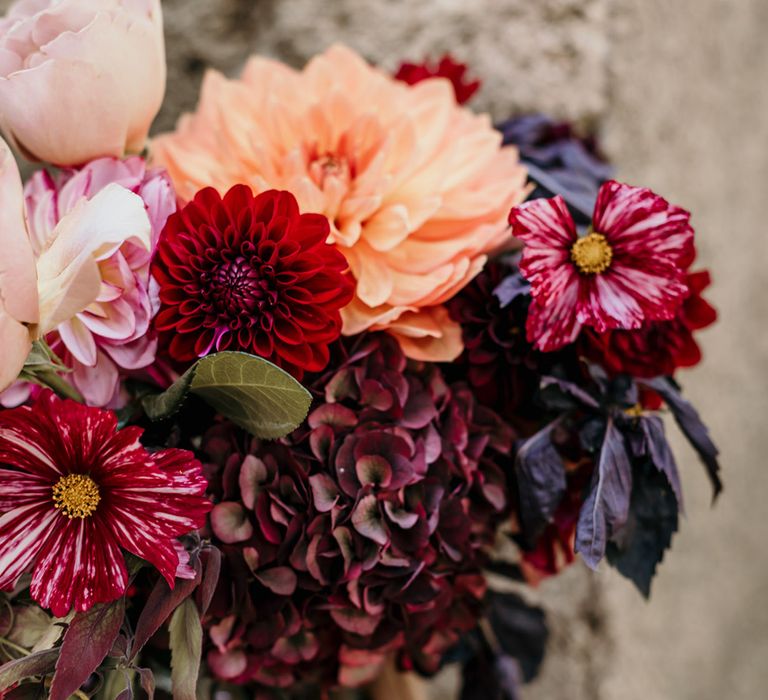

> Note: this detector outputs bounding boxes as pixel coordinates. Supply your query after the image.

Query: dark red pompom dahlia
[584,269,717,378]
[0,392,211,617]
[394,54,481,104]
[152,186,354,377]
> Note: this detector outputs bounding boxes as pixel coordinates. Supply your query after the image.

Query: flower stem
[34,370,84,403]
[0,636,31,656]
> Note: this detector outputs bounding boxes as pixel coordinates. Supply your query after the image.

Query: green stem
[0,637,31,656]
[34,370,84,403]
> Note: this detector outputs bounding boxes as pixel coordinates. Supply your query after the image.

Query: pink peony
[509,180,695,352]
[22,157,175,406]
[0,0,165,166]
[152,45,530,362]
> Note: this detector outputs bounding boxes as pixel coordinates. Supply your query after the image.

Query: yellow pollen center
[52,474,100,519]
[571,232,613,275]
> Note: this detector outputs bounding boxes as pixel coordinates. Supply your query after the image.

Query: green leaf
[49,597,125,700]
[0,649,59,691]
[143,352,311,439]
[21,340,68,373]
[168,598,202,700]
[141,364,197,421]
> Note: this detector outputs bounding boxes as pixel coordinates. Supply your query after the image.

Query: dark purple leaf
[493,273,529,308]
[515,419,567,540]
[641,377,722,499]
[198,545,222,616]
[607,463,679,597]
[461,650,520,700]
[487,592,548,682]
[640,415,684,512]
[494,655,522,700]
[540,375,600,410]
[50,597,125,700]
[575,419,633,569]
[131,559,202,660]
[0,649,59,692]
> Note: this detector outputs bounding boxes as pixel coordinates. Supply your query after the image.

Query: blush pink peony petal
[15,158,174,406]
[35,184,150,334]
[0,0,165,166]
[0,137,37,391]
[152,44,531,361]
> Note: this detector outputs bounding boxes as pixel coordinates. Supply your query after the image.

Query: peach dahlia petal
[152,45,530,360]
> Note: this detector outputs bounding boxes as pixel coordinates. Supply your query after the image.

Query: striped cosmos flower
[0,391,211,617]
[509,180,695,352]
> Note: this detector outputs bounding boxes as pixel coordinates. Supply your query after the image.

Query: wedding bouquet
[0,2,720,699]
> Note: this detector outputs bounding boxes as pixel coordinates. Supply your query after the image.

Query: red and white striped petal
[594,180,695,268]
[576,273,645,332]
[152,448,210,494]
[509,195,577,249]
[526,284,582,352]
[0,503,58,591]
[0,410,61,480]
[0,468,53,510]
[29,514,128,617]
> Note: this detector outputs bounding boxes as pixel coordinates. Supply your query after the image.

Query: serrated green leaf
[142,352,311,439]
[168,599,201,700]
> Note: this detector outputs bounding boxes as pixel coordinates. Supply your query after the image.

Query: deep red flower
[584,269,717,378]
[394,54,481,104]
[0,392,211,617]
[509,180,695,352]
[152,186,354,377]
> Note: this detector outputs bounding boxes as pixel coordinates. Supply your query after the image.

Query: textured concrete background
[2,0,766,697]
[157,2,768,698]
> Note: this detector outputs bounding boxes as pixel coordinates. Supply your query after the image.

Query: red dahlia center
[209,257,276,317]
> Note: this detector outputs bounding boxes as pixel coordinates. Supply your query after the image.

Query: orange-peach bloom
[152,45,530,361]
[0,0,165,166]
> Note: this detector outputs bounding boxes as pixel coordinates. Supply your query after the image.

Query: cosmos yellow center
[52,474,100,519]
[571,232,613,274]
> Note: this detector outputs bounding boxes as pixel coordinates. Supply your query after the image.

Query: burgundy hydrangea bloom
[584,269,717,378]
[0,392,211,617]
[201,334,513,689]
[509,180,695,352]
[394,54,481,104]
[152,186,354,378]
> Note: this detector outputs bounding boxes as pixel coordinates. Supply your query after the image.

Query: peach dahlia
[152,45,529,361]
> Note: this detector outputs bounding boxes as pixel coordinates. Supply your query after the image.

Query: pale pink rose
[0,0,165,166]
[23,157,176,406]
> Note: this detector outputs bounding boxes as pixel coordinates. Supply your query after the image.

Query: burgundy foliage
[200,334,514,689]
